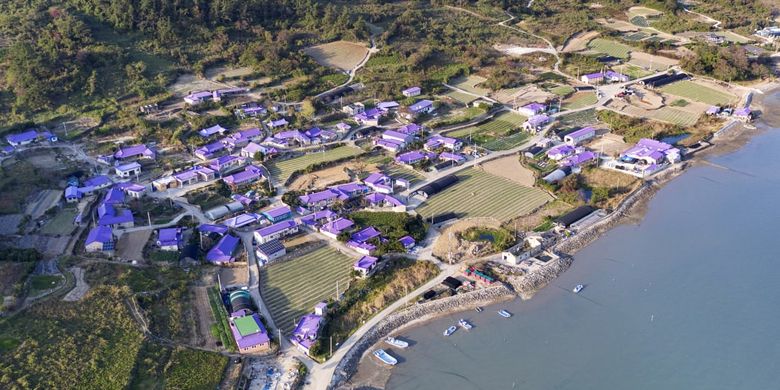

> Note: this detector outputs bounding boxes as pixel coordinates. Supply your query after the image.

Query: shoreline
[331,86,780,389]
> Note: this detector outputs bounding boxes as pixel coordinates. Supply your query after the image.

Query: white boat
[475,306,483,313]
[373,349,398,366]
[443,325,457,336]
[498,309,512,318]
[385,336,409,348]
[458,319,473,330]
[573,284,584,293]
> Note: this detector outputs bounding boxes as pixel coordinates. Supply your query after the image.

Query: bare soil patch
[303,41,369,72]
[432,218,502,261]
[628,51,678,70]
[595,18,639,32]
[507,200,573,232]
[479,156,535,186]
[169,74,226,96]
[288,161,379,192]
[492,84,555,105]
[63,267,89,302]
[192,285,219,348]
[25,189,61,219]
[218,267,248,288]
[562,31,601,53]
[587,133,630,157]
[15,235,69,257]
[116,230,151,262]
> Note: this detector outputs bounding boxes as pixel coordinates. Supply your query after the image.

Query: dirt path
[561,31,600,53]
[63,267,89,302]
[193,286,219,348]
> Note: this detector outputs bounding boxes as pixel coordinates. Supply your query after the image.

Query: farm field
[40,208,78,235]
[613,64,653,79]
[650,106,701,126]
[713,31,751,44]
[364,154,426,185]
[416,168,553,222]
[449,75,490,96]
[628,51,678,71]
[547,85,576,96]
[562,92,598,110]
[587,38,632,59]
[260,246,355,332]
[267,146,362,182]
[443,89,477,104]
[659,80,737,106]
[447,111,527,151]
[302,41,369,71]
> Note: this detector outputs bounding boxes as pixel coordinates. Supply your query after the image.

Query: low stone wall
[508,256,574,300]
[330,284,515,389]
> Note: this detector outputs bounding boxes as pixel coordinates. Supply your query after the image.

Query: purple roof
[522,102,546,112]
[583,72,604,80]
[351,226,381,243]
[65,186,80,199]
[605,70,628,80]
[174,166,215,182]
[347,240,376,252]
[198,224,228,234]
[196,141,225,156]
[209,154,242,169]
[115,144,155,159]
[735,107,752,116]
[223,213,262,228]
[158,228,181,247]
[255,220,297,237]
[299,189,341,205]
[304,127,323,138]
[354,255,378,271]
[6,129,38,144]
[199,124,227,137]
[97,202,134,226]
[376,139,404,151]
[263,205,292,219]
[399,236,415,247]
[206,234,240,263]
[706,106,721,115]
[383,130,411,141]
[409,99,433,113]
[396,150,427,164]
[397,123,422,135]
[300,209,337,225]
[223,165,265,186]
[186,91,212,100]
[439,152,465,162]
[623,138,672,159]
[364,192,404,207]
[377,101,400,110]
[84,175,112,188]
[425,135,460,149]
[561,151,597,167]
[268,118,288,127]
[526,114,550,127]
[321,218,354,235]
[566,127,596,140]
[403,86,421,95]
[230,313,270,349]
[85,226,113,246]
[547,144,576,158]
[103,187,125,204]
[355,108,382,121]
[364,173,390,186]
[291,314,323,350]
[334,182,368,194]
[242,106,267,115]
[335,122,351,131]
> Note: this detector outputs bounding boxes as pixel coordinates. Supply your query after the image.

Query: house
[517,102,547,117]
[706,106,721,116]
[299,189,343,210]
[240,142,277,159]
[262,205,292,223]
[174,166,216,186]
[236,105,267,118]
[501,234,551,265]
[115,162,141,178]
[320,217,354,239]
[118,182,147,198]
[333,182,370,198]
[335,122,351,133]
[734,107,753,122]
[208,155,245,174]
[230,313,271,353]
[555,206,598,229]
[364,193,406,211]
[439,152,465,164]
[232,194,256,208]
[377,101,400,112]
[223,165,266,189]
[523,115,550,132]
[266,118,289,130]
[103,187,126,205]
[375,138,405,153]
[299,209,337,226]
[342,102,365,116]
[547,144,576,160]
[407,99,435,116]
[64,186,82,203]
[382,130,413,144]
[157,228,182,251]
[354,108,384,126]
[5,129,38,146]
[351,226,381,243]
[85,226,114,252]
[206,234,240,264]
[353,255,379,277]
[1,145,14,155]
[348,227,380,255]
[425,135,462,151]
[605,71,630,83]
[564,127,596,146]
[254,220,299,244]
[756,26,780,41]
[581,72,605,84]
[97,202,134,228]
[115,144,156,160]
[223,213,263,228]
[194,142,226,160]
[270,130,311,147]
[303,127,336,143]
[621,138,680,165]
[395,151,431,165]
[290,313,323,356]
[255,239,286,263]
[402,86,421,97]
[198,223,229,236]
[399,236,416,251]
[184,91,213,105]
[561,151,598,167]
[199,124,228,138]
[397,123,423,135]
[212,87,247,102]
[363,173,394,194]
[84,175,113,190]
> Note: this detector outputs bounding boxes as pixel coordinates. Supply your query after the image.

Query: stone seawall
[330,284,515,389]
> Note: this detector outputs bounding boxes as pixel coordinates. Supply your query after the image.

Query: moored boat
[498,309,512,318]
[385,336,409,348]
[475,306,483,312]
[573,284,584,293]
[373,349,398,366]
[458,319,473,330]
[443,325,457,336]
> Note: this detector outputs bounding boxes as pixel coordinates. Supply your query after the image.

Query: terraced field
[416,168,552,222]
[260,246,355,333]
[447,111,528,151]
[660,80,737,106]
[587,38,632,59]
[267,146,362,182]
[365,154,426,185]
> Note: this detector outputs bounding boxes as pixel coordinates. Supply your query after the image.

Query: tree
[253,151,265,162]
[300,98,316,118]
[591,187,609,205]
[215,181,232,198]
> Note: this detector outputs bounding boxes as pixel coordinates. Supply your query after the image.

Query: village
[0,2,778,390]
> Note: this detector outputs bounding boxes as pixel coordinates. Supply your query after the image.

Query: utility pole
[147,211,152,227]
[329,336,333,357]
[278,328,282,347]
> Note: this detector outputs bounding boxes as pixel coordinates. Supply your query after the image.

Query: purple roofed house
[5,129,38,146]
[523,114,550,132]
[408,99,434,115]
[206,234,240,264]
[253,220,298,244]
[377,101,400,112]
[347,240,376,255]
[354,108,384,126]
[706,106,721,116]
[581,72,605,84]
[335,122,351,132]
[353,255,379,277]
[97,201,134,228]
[64,186,82,203]
[299,189,342,209]
[561,151,598,167]
[240,142,277,159]
[397,123,422,135]
[605,70,630,83]
[351,226,381,243]
[195,142,226,160]
[1,145,14,155]
[230,313,271,353]
[333,182,369,198]
[382,129,413,144]
[84,175,113,189]
[115,144,156,160]
[103,187,125,205]
[320,217,354,239]
[547,144,576,160]
[395,150,428,165]
[157,228,182,251]
[363,173,394,194]
[617,138,681,174]
[184,91,213,105]
[402,86,421,97]
[563,127,597,146]
[239,106,267,117]
[517,102,547,117]
[266,118,289,129]
[364,192,405,211]
[85,226,115,252]
[223,165,266,188]
[223,213,263,229]
[375,138,405,153]
[270,130,311,147]
[199,124,227,138]
[208,155,245,173]
[261,205,292,223]
[198,223,229,235]
[399,236,416,250]
[425,135,462,151]
[439,152,466,163]
[290,314,323,356]
[174,166,216,186]
[734,107,753,122]
[299,209,337,226]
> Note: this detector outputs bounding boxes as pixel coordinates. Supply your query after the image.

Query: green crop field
[416,168,553,222]
[447,111,528,151]
[651,107,700,127]
[449,75,490,96]
[267,145,362,182]
[547,85,576,97]
[260,246,355,332]
[587,38,632,59]
[659,80,737,106]
[365,154,426,185]
[40,208,78,236]
[614,64,653,79]
[444,89,477,104]
[562,92,598,110]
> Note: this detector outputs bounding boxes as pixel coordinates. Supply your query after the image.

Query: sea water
[386,95,780,390]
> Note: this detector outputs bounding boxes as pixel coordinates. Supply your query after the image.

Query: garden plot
[561,31,600,52]
[443,89,477,104]
[660,80,738,106]
[562,92,598,111]
[415,168,552,222]
[260,246,355,332]
[303,41,369,72]
[449,75,491,96]
[447,111,528,151]
[40,208,78,236]
[628,51,678,71]
[267,146,363,182]
[587,38,633,59]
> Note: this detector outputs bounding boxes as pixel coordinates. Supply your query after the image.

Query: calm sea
[386,93,780,390]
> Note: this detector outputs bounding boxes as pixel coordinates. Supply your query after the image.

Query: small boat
[573,284,584,293]
[475,306,483,313]
[373,349,398,366]
[385,336,409,348]
[498,310,512,318]
[458,319,473,330]
[443,325,457,336]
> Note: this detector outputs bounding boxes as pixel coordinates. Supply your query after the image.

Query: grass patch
[670,99,689,107]
[462,227,515,251]
[28,274,64,294]
[562,92,598,110]
[40,208,78,235]
[267,146,362,182]
[659,80,737,106]
[548,85,576,96]
[447,111,528,151]
[163,347,228,390]
[416,168,553,222]
[207,287,235,352]
[586,38,633,59]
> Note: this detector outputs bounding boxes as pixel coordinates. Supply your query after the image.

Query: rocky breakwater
[507,256,574,300]
[330,284,515,389]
